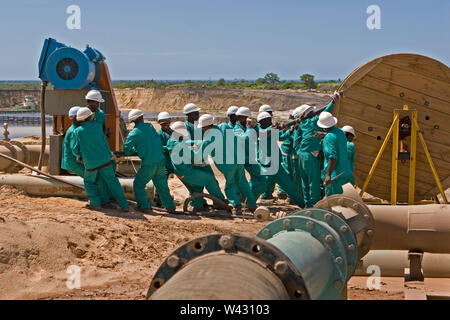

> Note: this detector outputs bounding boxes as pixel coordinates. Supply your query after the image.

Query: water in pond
[4,122,53,139]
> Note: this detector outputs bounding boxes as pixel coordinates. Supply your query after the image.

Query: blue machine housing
[38,38,105,89]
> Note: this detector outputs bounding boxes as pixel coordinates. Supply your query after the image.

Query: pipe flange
[9,140,30,172]
[0,140,18,173]
[292,209,358,281]
[314,195,374,260]
[147,233,310,300]
[257,215,347,300]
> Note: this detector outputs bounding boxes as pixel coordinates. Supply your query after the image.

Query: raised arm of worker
[313,91,343,116]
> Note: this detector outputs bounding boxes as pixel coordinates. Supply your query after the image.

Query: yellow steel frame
[359,105,448,205]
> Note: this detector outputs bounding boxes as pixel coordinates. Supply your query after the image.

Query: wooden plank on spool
[369,63,450,103]
[381,54,450,83]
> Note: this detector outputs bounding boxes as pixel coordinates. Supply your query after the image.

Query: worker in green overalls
[157,111,175,175]
[195,114,257,214]
[167,121,227,213]
[61,106,84,177]
[123,109,175,214]
[71,107,129,211]
[233,107,267,200]
[85,90,108,135]
[342,125,356,185]
[317,112,352,196]
[256,112,305,208]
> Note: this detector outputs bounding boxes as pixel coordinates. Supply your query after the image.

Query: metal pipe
[0,144,49,171]
[37,80,48,171]
[317,183,450,254]
[367,204,450,253]
[355,250,450,278]
[147,201,373,300]
[151,252,290,300]
[0,174,154,202]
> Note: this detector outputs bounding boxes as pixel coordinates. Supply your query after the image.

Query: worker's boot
[85,204,102,211]
[135,206,151,214]
[101,203,116,210]
[234,205,243,215]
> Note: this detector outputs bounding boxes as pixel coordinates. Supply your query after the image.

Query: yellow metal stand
[360,105,448,205]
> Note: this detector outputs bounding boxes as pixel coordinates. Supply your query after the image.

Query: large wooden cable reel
[334,54,450,202]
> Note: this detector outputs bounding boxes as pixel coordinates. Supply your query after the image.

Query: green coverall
[218,121,235,131]
[256,126,305,207]
[322,126,352,196]
[157,129,175,175]
[94,108,106,125]
[72,121,128,208]
[124,122,175,210]
[277,134,294,197]
[233,122,267,200]
[298,102,334,207]
[166,136,225,209]
[61,123,84,177]
[347,141,355,185]
[196,125,257,209]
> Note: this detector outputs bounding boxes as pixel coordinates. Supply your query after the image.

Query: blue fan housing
[38,38,105,89]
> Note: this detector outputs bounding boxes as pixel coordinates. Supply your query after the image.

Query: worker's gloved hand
[76,157,83,164]
[323,175,332,187]
[331,91,344,102]
[113,151,126,157]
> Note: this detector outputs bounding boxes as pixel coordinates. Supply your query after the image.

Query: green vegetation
[0,74,341,92]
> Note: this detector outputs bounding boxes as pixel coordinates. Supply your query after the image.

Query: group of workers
[61,89,356,214]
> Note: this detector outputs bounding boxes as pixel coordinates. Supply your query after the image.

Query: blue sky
[0,0,449,80]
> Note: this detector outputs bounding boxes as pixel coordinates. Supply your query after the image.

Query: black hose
[183,193,232,213]
[37,81,48,172]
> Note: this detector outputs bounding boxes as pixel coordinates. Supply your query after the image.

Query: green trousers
[299,151,322,207]
[277,154,292,196]
[180,167,225,209]
[257,164,305,208]
[325,176,347,197]
[135,160,175,210]
[244,163,268,201]
[217,163,257,209]
[84,164,128,208]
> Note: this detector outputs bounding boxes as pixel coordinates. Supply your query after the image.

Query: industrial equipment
[146,193,373,300]
[334,53,450,204]
[38,38,122,174]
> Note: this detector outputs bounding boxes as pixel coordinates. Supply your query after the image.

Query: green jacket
[233,122,258,164]
[94,108,106,126]
[297,101,334,154]
[347,141,355,173]
[166,137,196,175]
[61,123,81,170]
[72,121,112,170]
[124,122,164,165]
[322,126,352,180]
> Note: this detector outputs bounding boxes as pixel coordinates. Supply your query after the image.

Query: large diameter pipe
[354,250,450,278]
[148,206,369,300]
[0,174,154,202]
[368,204,450,253]
[151,252,290,300]
[320,184,450,254]
[0,144,49,171]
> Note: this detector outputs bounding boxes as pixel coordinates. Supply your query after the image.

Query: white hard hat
[226,106,239,116]
[293,104,314,118]
[128,109,144,122]
[157,111,171,122]
[68,106,81,118]
[257,111,272,122]
[183,103,200,114]
[170,121,189,139]
[76,107,93,121]
[259,104,273,113]
[85,90,105,103]
[317,112,338,129]
[342,125,356,137]
[236,107,252,117]
[198,114,214,128]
